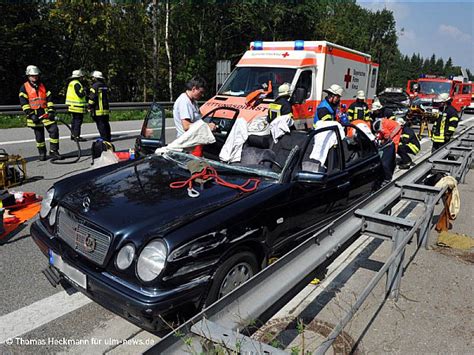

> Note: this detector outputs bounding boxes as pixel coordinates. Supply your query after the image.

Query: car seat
[239,134,276,169]
[270,131,308,167]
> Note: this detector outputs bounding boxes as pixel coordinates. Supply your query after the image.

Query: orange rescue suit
[377,119,402,152]
[346,119,371,138]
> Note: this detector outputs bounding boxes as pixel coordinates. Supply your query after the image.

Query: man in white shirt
[173,77,216,156]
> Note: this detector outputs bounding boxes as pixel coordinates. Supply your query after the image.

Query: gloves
[30,114,40,124]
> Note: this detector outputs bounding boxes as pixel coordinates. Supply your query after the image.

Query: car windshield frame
[162,150,281,180]
[218,67,296,99]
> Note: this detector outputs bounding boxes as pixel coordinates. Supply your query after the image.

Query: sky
[357,0,474,73]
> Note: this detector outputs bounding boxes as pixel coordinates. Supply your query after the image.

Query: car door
[343,125,383,204]
[135,103,166,156]
[273,127,350,252]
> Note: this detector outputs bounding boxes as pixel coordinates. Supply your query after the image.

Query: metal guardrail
[146,126,474,354]
[0,102,170,115]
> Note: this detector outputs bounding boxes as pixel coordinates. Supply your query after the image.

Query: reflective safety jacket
[348,100,370,121]
[19,81,55,127]
[66,79,87,113]
[88,81,110,116]
[431,104,459,143]
[399,125,420,154]
[268,96,292,122]
[313,98,336,126]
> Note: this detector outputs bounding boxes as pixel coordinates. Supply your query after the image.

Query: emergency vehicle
[407,75,472,113]
[201,40,379,129]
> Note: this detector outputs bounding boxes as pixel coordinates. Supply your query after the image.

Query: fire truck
[201,40,379,129]
[407,74,472,113]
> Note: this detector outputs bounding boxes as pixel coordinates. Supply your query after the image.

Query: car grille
[56,207,112,265]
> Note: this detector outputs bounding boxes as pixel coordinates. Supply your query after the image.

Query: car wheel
[204,251,258,306]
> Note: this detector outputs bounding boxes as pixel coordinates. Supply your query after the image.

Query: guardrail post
[386,226,405,300]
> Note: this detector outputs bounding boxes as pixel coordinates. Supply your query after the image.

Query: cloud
[438,24,472,43]
[357,0,409,20]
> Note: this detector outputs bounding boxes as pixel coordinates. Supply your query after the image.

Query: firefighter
[313,84,344,125]
[88,71,111,142]
[370,99,395,123]
[348,90,370,122]
[268,83,292,122]
[431,93,459,152]
[397,118,420,169]
[18,65,61,161]
[66,69,88,142]
[373,118,403,183]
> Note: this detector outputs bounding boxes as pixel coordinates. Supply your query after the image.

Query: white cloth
[435,176,460,220]
[355,122,376,141]
[155,119,215,155]
[311,121,345,167]
[219,117,249,163]
[247,115,271,136]
[270,114,294,143]
[173,92,202,137]
[90,150,118,169]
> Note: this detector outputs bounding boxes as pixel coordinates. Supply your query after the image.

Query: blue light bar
[294,40,304,50]
[419,74,426,78]
[253,41,263,50]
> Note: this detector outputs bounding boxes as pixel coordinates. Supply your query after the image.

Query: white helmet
[25,65,40,76]
[277,83,291,97]
[396,117,406,125]
[434,92,451,103]
[371,100,383,111]
[70,69,85,78]
[324,84,344,97]
[356,90,366,100]
[91,70,104,79]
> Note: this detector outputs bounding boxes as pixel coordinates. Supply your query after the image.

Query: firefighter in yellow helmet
[18,65,61,161]
[431,93,459,152]
[66,69,88,142]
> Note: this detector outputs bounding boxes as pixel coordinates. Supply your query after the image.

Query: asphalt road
[0,114,472,354]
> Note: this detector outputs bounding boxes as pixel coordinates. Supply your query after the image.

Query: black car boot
[50,150,63,161]
[38,147,47,161]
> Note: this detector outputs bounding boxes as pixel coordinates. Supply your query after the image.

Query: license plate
[49,250,87,289]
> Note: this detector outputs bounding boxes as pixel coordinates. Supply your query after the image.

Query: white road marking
[459,116,474,125]
[0,291,92,343]
[0,127,176,146]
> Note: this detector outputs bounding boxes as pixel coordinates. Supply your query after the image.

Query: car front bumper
[30,220,210,333]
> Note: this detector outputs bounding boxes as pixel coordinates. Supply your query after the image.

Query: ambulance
[201,40,379,129]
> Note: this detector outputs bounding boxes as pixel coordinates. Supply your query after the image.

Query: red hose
[169,166,260,193]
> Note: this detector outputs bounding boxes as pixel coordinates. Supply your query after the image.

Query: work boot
[49,150,63,160]
[38,148,47,161]
[398,163,411,170]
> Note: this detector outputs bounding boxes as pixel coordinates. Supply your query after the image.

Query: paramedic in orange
[373,118,402,183]
[19,65,61,161]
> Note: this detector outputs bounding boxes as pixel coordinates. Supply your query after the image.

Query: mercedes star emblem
[82,196,91,213]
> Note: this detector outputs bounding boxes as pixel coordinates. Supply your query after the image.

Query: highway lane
[0,114,472,354]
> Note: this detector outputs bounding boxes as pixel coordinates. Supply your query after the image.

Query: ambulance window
[295,70,312,98]
[462,85,471,94]
[370,68,377,88]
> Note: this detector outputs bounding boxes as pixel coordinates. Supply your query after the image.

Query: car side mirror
[294,171,328,185]
[292,87,307,104]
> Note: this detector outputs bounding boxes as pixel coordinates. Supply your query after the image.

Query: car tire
[204,251,259,307]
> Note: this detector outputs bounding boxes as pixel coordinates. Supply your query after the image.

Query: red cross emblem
[344,68,352,88]
[282,52,289,58]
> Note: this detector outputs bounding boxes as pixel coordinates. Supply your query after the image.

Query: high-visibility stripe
[36,142,46,147]
[238,57,317,67]
[50,138,59,143]
[407,143,419,154]
[321,114,333,121]
[19,92,28,99]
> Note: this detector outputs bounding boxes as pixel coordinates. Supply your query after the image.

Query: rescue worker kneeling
[397,118,420,169]
[373,118,402,184]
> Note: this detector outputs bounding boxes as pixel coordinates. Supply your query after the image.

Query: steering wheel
[259,158,283,171]
[202,107,240,134]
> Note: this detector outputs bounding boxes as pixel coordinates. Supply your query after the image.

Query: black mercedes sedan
[31,104,384,332]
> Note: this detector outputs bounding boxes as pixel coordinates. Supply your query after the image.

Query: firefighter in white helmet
[431,92,459,152]
[88,71,111,142]
[313,84,344,126]
[65,69,88,142]
[348,90,370,122]
[19,65,61,161]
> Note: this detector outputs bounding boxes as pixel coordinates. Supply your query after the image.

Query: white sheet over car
[155,119,216,155]
[311,121,345,167]
[219,117,248,163]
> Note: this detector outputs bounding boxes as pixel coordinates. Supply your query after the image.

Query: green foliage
[0,1,470,105]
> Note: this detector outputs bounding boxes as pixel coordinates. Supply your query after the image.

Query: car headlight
[48,205,58,226]
[40,188,55,219]
[137,240,167,282]
[116,243,136,270]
